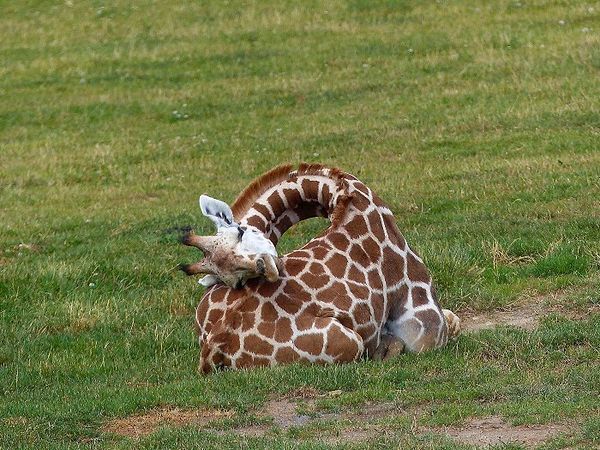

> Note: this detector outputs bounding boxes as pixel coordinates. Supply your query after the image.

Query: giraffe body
[186,164,459,373]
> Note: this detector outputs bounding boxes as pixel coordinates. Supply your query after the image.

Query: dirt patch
[101,406,233,438]
[323,427,377,445]
[215,397,411,441]
[326,401,409,422]
[461,287,599,333]
[462,302,543,332]
[102,400,568,448]
[265,398,313,428]
[427,415,570,448]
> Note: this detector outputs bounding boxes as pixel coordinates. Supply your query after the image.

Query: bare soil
[461,287,598,333]
[461,302,544,332]
[101,397,570,448]
[101,406,233,438]
[425,415,570,449]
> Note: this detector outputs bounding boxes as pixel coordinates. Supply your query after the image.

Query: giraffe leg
[372,334,405,361]
[442,308,461,339]
[265,318,364,367]
[386,308,448,353]
[319,318,364,363]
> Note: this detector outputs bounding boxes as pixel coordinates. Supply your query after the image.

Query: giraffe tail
[442,309,461,339]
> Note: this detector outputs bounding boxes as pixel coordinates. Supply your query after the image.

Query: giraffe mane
[231,162,354,226]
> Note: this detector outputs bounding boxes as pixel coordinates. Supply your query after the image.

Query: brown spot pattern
[407,252,430,283]
[244,335,273,355]
[329,232,350,250]
[301,271,329,289]
[301,179,320,201]
[327,253,348,278]
[275,346,301,363]
[326,325,360,361]
[362,237,381,261]
[368,211,386,241]
[412,286,429,308]
[295,334,323,355]
[348,265,367,284]
[253,203,273,222]
[258,322,275,338]
[382,246,404,285]
[346,215,368,236]
[261,303,278,322]
[349,244,369,266]
[267,191,285,218]
[274,317,293,342]
[285,258,307,277]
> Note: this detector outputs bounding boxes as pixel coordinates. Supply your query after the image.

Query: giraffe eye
[237,226,246,240]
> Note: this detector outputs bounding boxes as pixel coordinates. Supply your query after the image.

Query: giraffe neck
[237,168,351,245]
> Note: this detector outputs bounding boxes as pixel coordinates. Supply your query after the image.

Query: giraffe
[181,164,461,373]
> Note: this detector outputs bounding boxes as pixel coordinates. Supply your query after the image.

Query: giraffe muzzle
[179,261,212,276]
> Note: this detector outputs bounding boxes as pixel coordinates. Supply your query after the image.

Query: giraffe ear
[199,194,236,230]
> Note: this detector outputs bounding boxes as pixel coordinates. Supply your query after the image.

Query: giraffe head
[180,195,281,289]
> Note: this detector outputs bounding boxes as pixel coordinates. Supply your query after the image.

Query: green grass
[1,0,599,448]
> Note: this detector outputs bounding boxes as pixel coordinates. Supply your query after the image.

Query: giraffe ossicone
[182,163,461,374]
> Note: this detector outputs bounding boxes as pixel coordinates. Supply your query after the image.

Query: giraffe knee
[325,323,363,362]
[388,317,443,353]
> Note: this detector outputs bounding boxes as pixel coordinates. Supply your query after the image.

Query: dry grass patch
[101,406,234,438]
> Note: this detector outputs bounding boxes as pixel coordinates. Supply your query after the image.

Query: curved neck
[239,174,346,245]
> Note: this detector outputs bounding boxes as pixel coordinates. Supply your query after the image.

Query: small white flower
[558,20,565,25]
[581,27,591,33]
[408,48,414,54]
[89,282,96,288]
[362,63,369,68]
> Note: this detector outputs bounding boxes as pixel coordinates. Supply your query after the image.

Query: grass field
[1,0,599,448]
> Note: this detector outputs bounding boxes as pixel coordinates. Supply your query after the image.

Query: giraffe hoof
[443,309,461,339]
[372,335,405,361]
[383,340,405,361]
